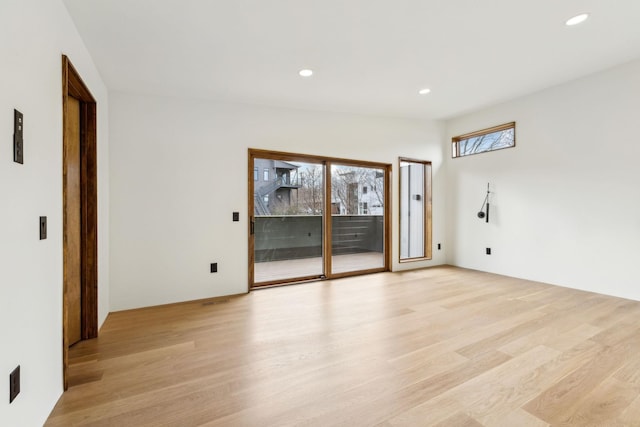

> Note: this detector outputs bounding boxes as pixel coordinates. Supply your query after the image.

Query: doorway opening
[62,55,98,390]
[248,149,390,288]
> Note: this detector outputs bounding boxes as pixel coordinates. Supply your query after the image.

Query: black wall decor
[477,183,490,223]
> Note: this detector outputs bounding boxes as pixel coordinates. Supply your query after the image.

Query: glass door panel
[330,164,385,275]
[253,158,324,284]
[400,160,424,259]
[399,159,432,261]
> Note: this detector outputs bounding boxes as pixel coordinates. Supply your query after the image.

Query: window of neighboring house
[254,167,258,181]
[263,195,269,204]
[263,169,269,181]
[452,122,515,158]
[362,186,368,194]
[362,202,368,214]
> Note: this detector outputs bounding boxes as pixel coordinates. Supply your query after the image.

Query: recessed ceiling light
[565,13,589,26]
[299,69,313,77]
[418,88,431,95]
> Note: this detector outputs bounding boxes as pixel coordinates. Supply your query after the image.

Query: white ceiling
[63,0,640,119]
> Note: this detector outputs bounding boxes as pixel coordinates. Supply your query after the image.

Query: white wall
[446,58,640,301]
[109,92,446,310]
[0,0,109,425]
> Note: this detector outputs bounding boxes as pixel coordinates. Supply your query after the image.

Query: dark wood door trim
[62,55,98,390]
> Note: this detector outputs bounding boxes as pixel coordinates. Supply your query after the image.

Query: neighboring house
[331,170,384,215]
[253,159,301,215]
[359,171,384,215]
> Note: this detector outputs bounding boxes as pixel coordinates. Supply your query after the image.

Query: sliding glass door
[330,163,385,275]
[251,157,324,284]
[249,150,390,288]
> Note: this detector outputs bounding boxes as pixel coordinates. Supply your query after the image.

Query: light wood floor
[46,266,640,426]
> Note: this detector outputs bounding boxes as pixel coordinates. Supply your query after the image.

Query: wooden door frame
[62,55,98,389]
[248,148,391,289]
[248,150,328,288]
[324,158,392,280]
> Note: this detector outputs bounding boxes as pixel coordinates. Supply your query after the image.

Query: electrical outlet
[210,263,218,273]
[486,247,491,255]
[9,366,20,403]
[232,212,239,222]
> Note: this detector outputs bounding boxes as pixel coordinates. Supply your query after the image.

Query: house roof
[274,161,300,170]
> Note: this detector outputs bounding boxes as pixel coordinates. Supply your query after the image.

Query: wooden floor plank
[45,266,640,426]
[618,394,640,425]
[491,409,550,427]
[432,411,483,427]
[565,377,638,425]
[523,341,637,424]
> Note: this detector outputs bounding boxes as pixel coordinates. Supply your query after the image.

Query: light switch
[14,109,23,164]
[9,366,20,403]
[40,216,47,240]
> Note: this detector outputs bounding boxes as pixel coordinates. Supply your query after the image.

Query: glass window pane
[452,122,515,158]
[330,164,385,274]
[253,158,323,283]
[400,159,431,261]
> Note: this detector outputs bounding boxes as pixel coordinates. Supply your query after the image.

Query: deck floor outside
[254,252,384,282]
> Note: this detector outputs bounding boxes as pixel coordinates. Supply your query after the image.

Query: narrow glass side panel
[400,161,425,259]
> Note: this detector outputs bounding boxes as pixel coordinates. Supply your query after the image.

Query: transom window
[452,122,515,158]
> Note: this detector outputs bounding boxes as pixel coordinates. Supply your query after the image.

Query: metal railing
[254,177,302,215]
[254,215,383,262]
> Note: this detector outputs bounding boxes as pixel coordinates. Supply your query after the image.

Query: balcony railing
[254,215,383,262]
